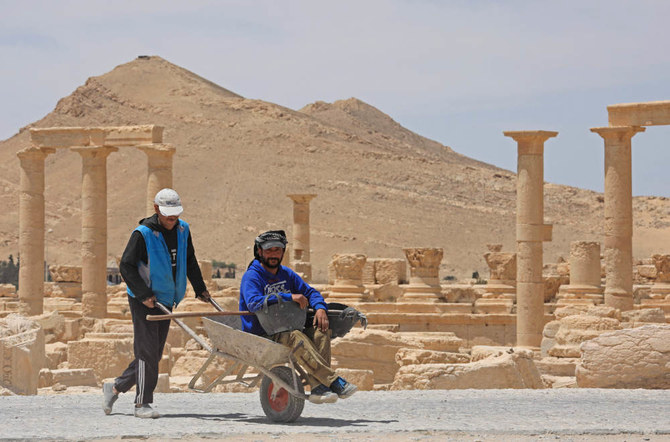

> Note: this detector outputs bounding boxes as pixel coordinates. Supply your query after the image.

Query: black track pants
[114,295,171,405]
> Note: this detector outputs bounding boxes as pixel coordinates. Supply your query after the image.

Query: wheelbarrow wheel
[259,366,305,423]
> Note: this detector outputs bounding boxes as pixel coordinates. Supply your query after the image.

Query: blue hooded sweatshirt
[240,259,327,335]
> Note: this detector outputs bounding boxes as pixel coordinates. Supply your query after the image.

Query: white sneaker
[102,383,118,415]
[134,404,160,419]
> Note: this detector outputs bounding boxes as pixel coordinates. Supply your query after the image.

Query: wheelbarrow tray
[202,316,291,368]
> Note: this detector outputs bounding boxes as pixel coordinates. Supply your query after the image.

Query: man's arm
[288,270,327,311]
[119,230,153,302]
[286,269,329,331]
[186,232,209,300]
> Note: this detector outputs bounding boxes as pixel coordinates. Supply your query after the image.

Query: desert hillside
[0,56,668,282]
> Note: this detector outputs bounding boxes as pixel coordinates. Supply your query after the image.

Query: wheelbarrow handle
[147,310,254,321]
[209,297,226,312]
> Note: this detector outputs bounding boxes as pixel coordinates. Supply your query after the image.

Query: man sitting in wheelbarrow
[240,230,357,404]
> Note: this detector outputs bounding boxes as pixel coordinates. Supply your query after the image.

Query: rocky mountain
[0,56,668,281]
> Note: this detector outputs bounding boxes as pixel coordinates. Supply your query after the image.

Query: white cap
[154,188,183,217]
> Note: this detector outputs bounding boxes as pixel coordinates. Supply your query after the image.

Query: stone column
[400,247,443,302]
[137,144,175,216]
[17,147,54,315]
[590,126,645,311]
[328,253,368,302]
[72,145,118,318]
[557,241,603,305]
[504,130,557,347]
[287,194,317,281]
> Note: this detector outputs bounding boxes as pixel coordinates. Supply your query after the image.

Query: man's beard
[261,256,281,269]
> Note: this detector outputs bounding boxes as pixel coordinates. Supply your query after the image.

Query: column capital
[590,125,645,141]
[17,146,56,160]
[503,130,558,143]
[504,131,558,155]
[71,145,119,158]
[287,194,317,204]
[136,143,176,156]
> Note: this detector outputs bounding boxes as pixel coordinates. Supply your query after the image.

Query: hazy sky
[2,1,669,196]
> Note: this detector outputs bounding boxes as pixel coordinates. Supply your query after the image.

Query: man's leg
[272,330,338,388]
[114,296,164,406]
[303,326,331,367]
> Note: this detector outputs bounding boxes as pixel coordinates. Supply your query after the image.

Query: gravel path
[0,389,668,441]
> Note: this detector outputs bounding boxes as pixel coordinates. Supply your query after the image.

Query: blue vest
[127,220,189,307]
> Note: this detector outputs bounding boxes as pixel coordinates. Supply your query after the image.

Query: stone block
[49,265,82,283]
[35,311,65,344]
[45,342,68,370]
[576,324,670,388]
[67,334,133,381]
[44,298,80,313]
[39,368,97,388]
[441,285,480,303]
[470,345,514,362]
[372,283,403,302]
[362,260,376,285]
[375,259,406,285]
[332,329,463,383]
[0,315,46,395]
[0,284,16,297]
[395,348,470,366]
[49,282,82,299]
[62,318,83,342]
[638,265,658,280]
[535,357,578,377]
[621,308,666,325]
[390,349,543,390]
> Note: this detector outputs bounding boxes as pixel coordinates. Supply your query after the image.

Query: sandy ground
[0,389,668,441]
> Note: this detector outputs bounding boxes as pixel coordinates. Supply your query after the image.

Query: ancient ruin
[17,126,169,317]
[2,98,670,398]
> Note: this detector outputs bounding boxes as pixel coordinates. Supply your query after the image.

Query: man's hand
[313,308,329,332]
[142,296,157,308]
[197,290,212,303]
[291,294,308,309]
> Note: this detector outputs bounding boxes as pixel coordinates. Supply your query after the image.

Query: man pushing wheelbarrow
[240,230,358,404]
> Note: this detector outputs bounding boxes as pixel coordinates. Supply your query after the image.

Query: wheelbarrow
[151,300,310,423]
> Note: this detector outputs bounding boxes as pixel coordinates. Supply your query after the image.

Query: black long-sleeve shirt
[119,214,208,302]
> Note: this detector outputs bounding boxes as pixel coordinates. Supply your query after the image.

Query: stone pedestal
[328,254,368,302]
[504,130,557,347]
[400,248,443,303]
[17,147,54,316]
[73,146,118,319]
[476,246,516,313]
[137,143,175,216]
[287,194,316,282]
[557,241,603,306]
[590,126,645,311]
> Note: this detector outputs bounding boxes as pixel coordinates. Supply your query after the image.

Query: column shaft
[504,130,557,347]
[138,144,175,216]
[590,126,644,311]
[287,194,316,281]
[73,146,118,318]
[17,148,53,315]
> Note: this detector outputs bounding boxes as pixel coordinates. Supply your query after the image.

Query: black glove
[196,290,211,303]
